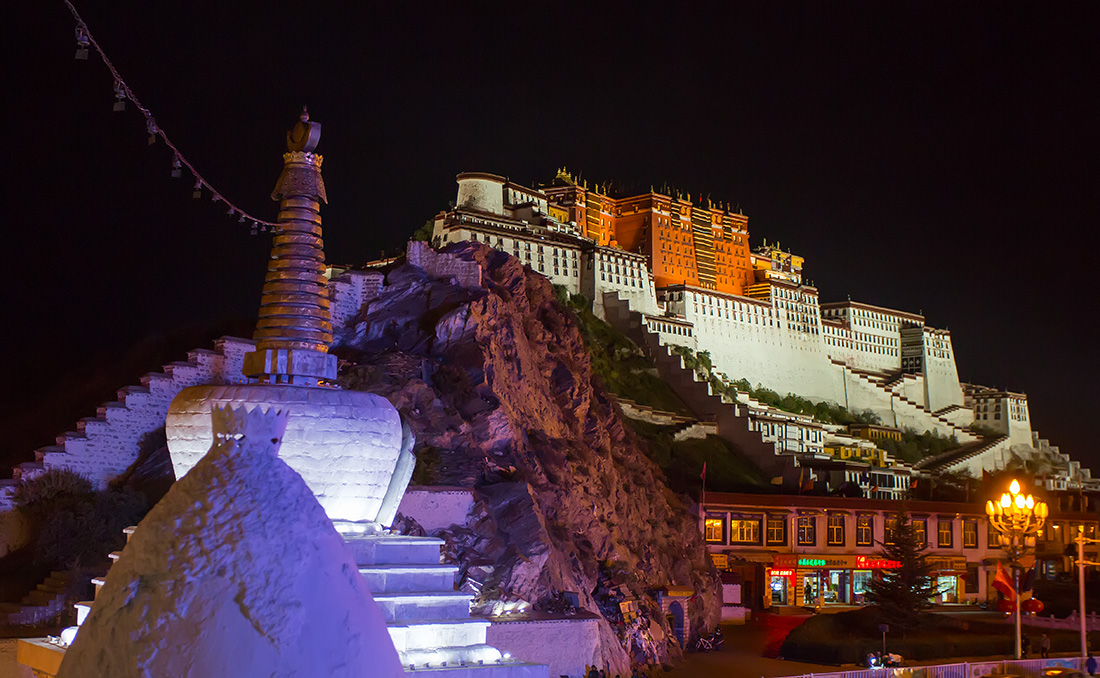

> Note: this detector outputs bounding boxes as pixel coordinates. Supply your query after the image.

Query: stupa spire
[243,107,337,386]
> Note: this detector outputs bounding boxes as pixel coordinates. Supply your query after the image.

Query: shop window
[963,521,978,548]
[766,517,786,545]
[938,520,954,548]
[856,515,874,546]
[913,519,927,546]
[797,516,816,546]
[827,514,845,546]
[852,570,873,604]
[730,518,762,544]
[704,515,725,543]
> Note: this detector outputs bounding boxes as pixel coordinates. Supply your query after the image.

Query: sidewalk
[666,613,836,678]
[664,612,1089,678]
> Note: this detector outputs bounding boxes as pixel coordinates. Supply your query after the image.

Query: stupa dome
[167,385,403,525]
[58,405,405,678]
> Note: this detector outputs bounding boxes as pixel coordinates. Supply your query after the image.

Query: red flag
[701,461,707,481]
[993,562,1016,600]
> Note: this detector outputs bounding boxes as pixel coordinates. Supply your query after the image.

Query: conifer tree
[866,510,940,630]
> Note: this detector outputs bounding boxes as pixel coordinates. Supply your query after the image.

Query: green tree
[13,468,148,569]
[411,219,435,242]
[866,510,940,631]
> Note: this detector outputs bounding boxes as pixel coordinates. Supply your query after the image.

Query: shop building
[700,492,1098,612]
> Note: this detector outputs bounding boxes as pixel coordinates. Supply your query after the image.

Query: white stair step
[373,591,472,622]
[344,535,445,567]
[404,656,546,677]
[75,601,92,625]
[387,618,490,653]
[359,565,458,594]
[400,642,502,668]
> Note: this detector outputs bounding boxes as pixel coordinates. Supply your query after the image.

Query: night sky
[5,3,1100,474]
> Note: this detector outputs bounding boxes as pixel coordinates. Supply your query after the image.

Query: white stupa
[165,109,414,532]
[58,405,405,678]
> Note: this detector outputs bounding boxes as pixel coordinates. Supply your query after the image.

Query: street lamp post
[987,479,1048,660]
[1073,526,1100,658]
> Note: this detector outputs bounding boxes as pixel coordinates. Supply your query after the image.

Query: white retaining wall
[397,487,475,532]
[486,617,606,678]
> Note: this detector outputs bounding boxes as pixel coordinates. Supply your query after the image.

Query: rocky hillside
[336,242,720,670]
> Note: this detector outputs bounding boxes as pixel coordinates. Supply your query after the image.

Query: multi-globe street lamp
[986,479,1048,660]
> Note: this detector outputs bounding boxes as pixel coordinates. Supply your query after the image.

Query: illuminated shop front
[771,554,899,606]
[926,556,967,604]
[769,568,793,605]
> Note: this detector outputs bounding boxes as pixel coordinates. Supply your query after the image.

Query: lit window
[856,515,874,546]
[913,519,927,546]
[884,516,898,545]
[731,518,761,544]
[963,521,978,548]
[938,520,953,548]
[827,514,845,546]
[766,517,786,545]
[704,516,725,543]
[797,516,816,545]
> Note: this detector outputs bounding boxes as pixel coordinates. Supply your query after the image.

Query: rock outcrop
[337,242,720,668]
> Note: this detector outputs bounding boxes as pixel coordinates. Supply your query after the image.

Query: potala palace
[3,168,1092,546]
[428,170,1094,496]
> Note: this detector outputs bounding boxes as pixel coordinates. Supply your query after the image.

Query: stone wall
[33,338,256,489]
[396,486,475,532]
[406,240,483,289]
[329,270,384,332]
[0,488,28,557]
[485,617,608,678]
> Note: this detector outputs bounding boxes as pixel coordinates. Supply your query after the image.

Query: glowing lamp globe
[998,598,1016,613]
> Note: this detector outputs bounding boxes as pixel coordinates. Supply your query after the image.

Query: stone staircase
[602,292,790,477]
[830,359,977,443]
[346,535,544,676]
[7,337,256,496]
[915,435,1010,471]
[609,396,716,440]
[1,570,77,626]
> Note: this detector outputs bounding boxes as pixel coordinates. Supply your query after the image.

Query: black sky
[4,3,1100,473]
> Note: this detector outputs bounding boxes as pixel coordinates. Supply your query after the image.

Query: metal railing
[783,656,1084,678]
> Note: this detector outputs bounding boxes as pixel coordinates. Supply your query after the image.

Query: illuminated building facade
[702,492,1100,612]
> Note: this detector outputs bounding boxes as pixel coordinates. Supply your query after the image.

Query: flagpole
[1016,564,1023,660]
[700,461,706,514]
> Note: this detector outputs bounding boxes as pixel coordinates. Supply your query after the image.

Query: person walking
[1040,633,1051,659]
[1086,654,1096,676]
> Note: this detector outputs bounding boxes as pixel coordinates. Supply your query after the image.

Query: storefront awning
[725,551,775,564]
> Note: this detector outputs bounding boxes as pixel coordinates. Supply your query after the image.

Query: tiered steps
[2,569,74,626]
[345,534,546,677]
[7,336,257,491]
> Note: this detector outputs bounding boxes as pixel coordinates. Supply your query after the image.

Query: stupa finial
[242,109,336,386]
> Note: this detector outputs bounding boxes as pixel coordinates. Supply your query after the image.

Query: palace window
[797,516,816,546]
[938,520,954,548]
[856,515,874,546]
[963,521,978,548]
[730,518,762,544]
[827,514,845,546]
[766,517,786,545]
